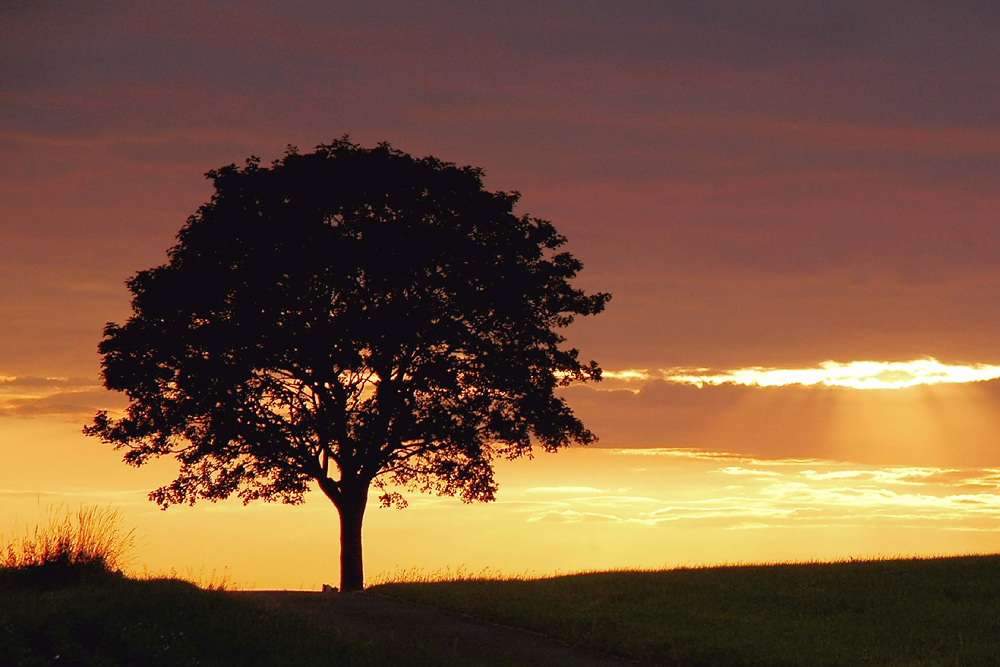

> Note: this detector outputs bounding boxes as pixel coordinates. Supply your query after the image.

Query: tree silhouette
[85,139,609,591]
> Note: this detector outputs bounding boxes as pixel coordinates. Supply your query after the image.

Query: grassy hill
[0,504,403,666]
[0,575,482,667]
[7,555,995,666]
[373,555,1000,666]
[2,506,998,667]
[2,576,333,666]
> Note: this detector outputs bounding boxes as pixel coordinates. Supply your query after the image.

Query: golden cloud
[601,358,1000,390]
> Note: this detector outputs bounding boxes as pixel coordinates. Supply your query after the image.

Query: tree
[85,139,610,591]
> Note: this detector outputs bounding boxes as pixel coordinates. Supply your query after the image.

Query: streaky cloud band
[603,358,1000,390]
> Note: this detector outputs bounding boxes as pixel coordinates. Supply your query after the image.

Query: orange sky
[2,2,1000,587]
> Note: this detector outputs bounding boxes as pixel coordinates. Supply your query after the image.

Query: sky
[2,1,1000,588]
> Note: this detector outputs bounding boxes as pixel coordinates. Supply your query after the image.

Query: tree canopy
[86,139,610,590]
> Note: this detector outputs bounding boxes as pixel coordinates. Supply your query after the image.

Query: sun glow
[602,359,1000,390]
[601,370,653,381]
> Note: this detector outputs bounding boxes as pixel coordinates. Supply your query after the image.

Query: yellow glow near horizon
[602,359,1000,390]
[3,437,999,589]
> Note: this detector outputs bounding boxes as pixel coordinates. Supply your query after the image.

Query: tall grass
[369,565,535,585]
[0,504,137,588]
[142,564,241,591]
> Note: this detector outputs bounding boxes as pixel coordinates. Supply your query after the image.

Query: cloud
[528,510,623,524]
[0,375,96,388]
[716,467,782,478]
[601,369,653,382]
[4,1,1000,417]
[0,488,148,502]
[596,359,1000,390]
[721,455,998,527]
[0,375,122,421]
[667,359,1000,390]
[644,502,797,523]
[509,448,1000,533]
[798,468,951,485]
[524,486,613,494]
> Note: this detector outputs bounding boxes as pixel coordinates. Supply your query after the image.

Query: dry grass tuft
[138,565,243,591]
[1,504,137,587]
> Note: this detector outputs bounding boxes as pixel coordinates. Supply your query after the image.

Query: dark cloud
[2,0,999,390]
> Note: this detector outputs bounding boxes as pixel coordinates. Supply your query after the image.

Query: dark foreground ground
[375,554,1000,666]
[242,590,638,667]
[0,577,639,667]
[3,555,999,666]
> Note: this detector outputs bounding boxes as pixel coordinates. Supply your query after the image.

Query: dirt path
[240,590,644,667]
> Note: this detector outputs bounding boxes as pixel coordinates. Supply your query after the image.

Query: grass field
[2,577,329,666]
[0,576,500,667]
[0,504,473,667]
[3,507,999,665]
[373,555,1000,666]
[3,557,999,666]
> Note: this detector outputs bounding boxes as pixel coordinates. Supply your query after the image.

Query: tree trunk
[338,492,368,592]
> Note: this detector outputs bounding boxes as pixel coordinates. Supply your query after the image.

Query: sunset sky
[3,1,1000,589]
